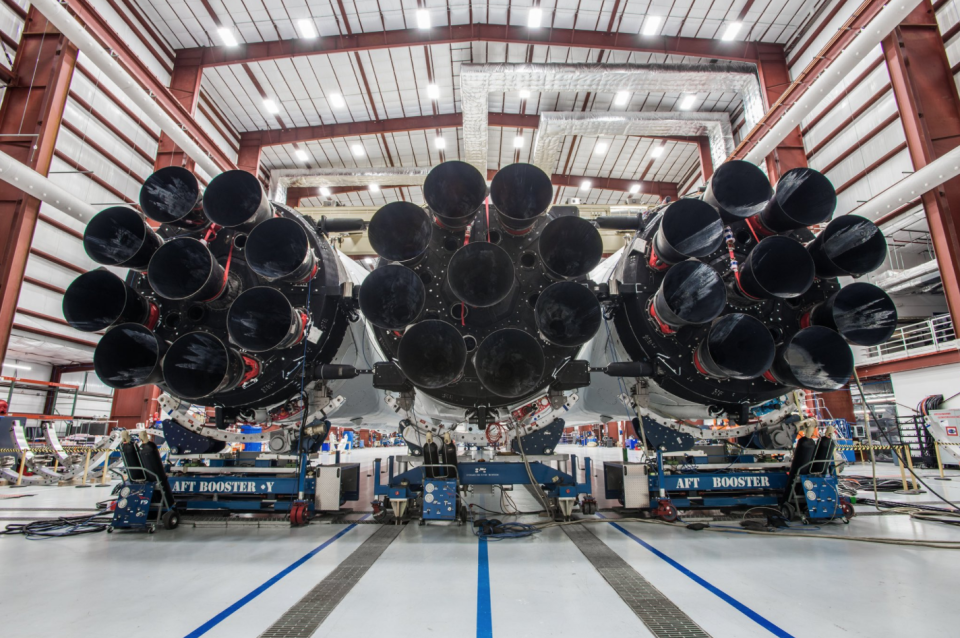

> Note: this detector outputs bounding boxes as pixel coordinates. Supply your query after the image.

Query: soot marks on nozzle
[227,287,305,353]
[83,207,162,270]
[94,324,166,389]
[63,268,151,332]
[652,199,724,264]
[490,163,553,234]
[771,326,853,391]
[539,216,603,279]
[703,160,773,222]
[368,201,433,262]
[475,328,545,399]
[760,167,836,232]
[359,264,426,330]
[448,242,516,307]
[423,161,487,230]
[147,237,224,301]
[652,260,726,330]
[245,217,316,281]
[397,320,467,389]
[737,235,815,300]
[809,282,897,346]
[696,314,775,379]
[139,165,204,227]
[163,332,247,399]
[203,169,272,230]
[535,281,602,347]
[808,214,886,278]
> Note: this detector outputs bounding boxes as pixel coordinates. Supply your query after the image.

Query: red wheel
[840,501,855,520]
[290,502,309,526]
[655,499,678,523]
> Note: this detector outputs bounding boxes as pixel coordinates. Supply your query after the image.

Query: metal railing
[860,314,957,364]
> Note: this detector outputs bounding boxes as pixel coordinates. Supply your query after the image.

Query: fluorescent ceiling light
[351,143,365,157]
[629,184,641,194]
[679,94,697,110]
[417,9,430,29]
[218,28,238,47]
[263,99,279,114]
[369,184,380,192]
[595,142,608,154]
[528,8,542,29]
[427,84,440,100]
[651,145,664,158]
[722,22,742,41]
[519,90,531,99]
[642,16,662,36]
[580,180,592,190]
[434,137,446,149]
[329,93,346,108]
[295,149,309,161]
[614,91,630,106]
[2,362,30,370]
[297,19,317,39]
[319,187,331,197]
[513,135,524,148]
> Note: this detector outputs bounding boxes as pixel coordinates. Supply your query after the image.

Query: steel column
[0,8,77,364]
[756,43,807,180]
[697,136,714,181]
[154,50,203,171]
[882,0,960,330]
[237,131,264,177]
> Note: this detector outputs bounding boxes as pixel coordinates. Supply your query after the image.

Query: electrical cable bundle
[472,518,541,540]
[1,513,113,539]
[919,395,944,417]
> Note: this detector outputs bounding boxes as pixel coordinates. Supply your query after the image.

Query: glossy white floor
[2,445,960,637]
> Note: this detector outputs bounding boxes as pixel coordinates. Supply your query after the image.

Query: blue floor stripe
[184,518,366,638]
[606,520,794,638]
[476,537,493,638]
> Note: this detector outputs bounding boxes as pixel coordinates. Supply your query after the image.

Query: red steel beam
[882,0,960,330]
[696,136,714,181]
[857,349,960,378]
[64,0,235,173]
[179,24,771,69]
[732,0,891,164]
[0,8,78,364]
[154,48,204,172]
[755,43,808,180]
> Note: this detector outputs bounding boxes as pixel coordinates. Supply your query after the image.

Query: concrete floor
[2,445,960,637]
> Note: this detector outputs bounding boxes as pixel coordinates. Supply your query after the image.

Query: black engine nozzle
[423,161,487,230]
[147,237,225,301]
[368,201,433,262]
[808,214,887,278]
[490,163,553,235]
[358,264,426,330]
[695,313,775,379]
[163,332,249,399]
[758,167,836,233]
[770,326,853,391]
[737,235,815,300]
[245,217,317,282]
[539,216,603,279]
[448,242,516,308]
[651,260,727,330]
[83,206,162,271]
[652,199,724,264]
[227,286,306,353]
[702,160,773,222]
[94,323,167,389]
[139,165,204,228]
[63,268,153,332]
[397,320,467,389]
[808,282,898,346]
[535,281,602,347]
[475,328,546,398]
[202,169,272,230]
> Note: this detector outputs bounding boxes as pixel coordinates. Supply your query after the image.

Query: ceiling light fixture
[580,180,592,190]
[528,8,542,29]
[519,90,531,99]
[369,184,380,192]
[641,16,662,36]
[595,142,609,154]
[513,135,524,148]
[217,28,238,47]
[295,149,309,161]
[2,362,31,370]
[629,184,641,194]
[679,94,697,110]
[614,91,630,106]
[319,187,331,197]
[722,22,742,41]
[351,143,365,157]
[427,84,441,100]
[651,146,664,158]
[263,99,279,114]
[297,19,317,39]
[417,9,431,29]
[435,137,446,149]
[329,93,346,108]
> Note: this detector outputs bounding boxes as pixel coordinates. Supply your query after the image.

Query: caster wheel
[780,503,796,521]
[161,510,180,530]
[148,526,155,534]
[107,527,113,534]
[840,501,855,520]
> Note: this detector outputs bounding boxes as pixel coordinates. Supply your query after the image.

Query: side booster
[360,161,604,417]
[611,162,896,416]
[64,166,351,411]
